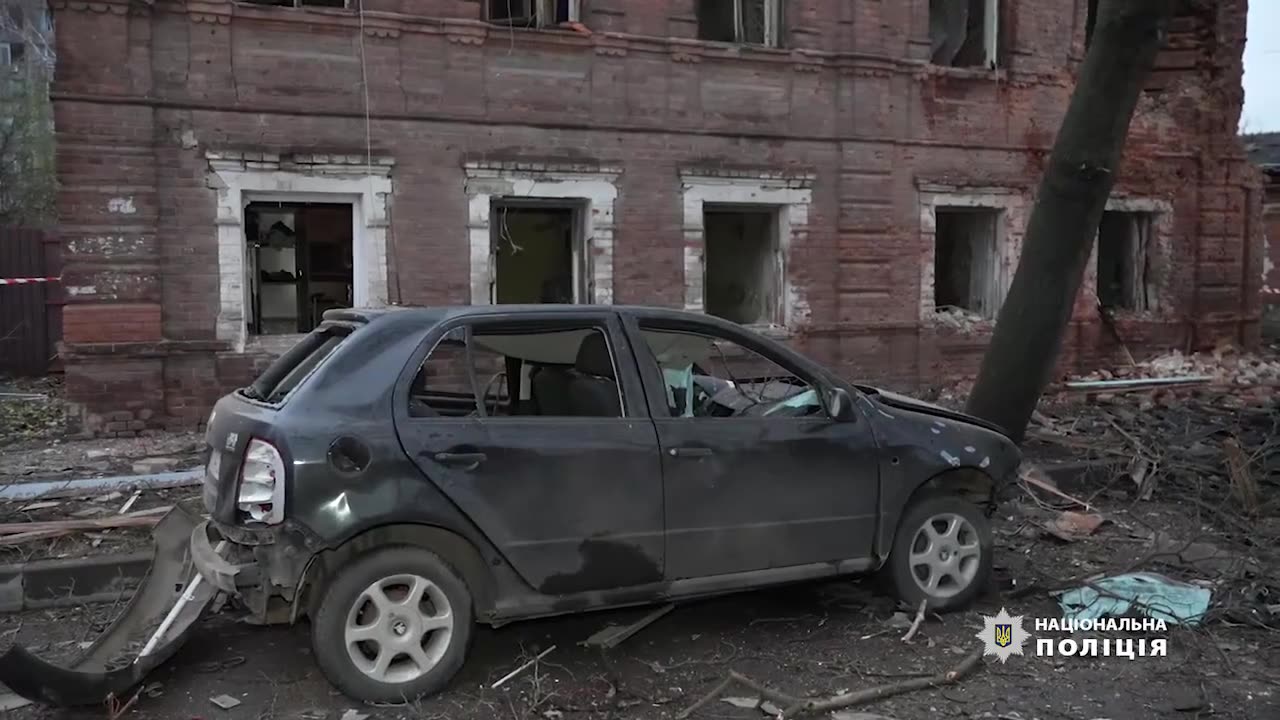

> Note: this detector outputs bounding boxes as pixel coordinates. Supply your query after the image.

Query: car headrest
[574,332,615,379]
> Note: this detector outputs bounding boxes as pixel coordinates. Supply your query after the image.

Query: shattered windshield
[640,328,822,419]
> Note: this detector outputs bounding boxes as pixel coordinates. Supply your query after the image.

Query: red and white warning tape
[0,276,60,286]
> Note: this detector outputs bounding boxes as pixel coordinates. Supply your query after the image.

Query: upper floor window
[697,0,783,48]
[0,43,11,67]
[930,0,999,69]
[487,0,581,28]
[241,0,352,7]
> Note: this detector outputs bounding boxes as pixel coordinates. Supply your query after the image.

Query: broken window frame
[701,203,786,328]
[486,0,581,28]
[238,0,355,8]
[408,322,628,420]
[698,0,784,48]
[929,0,1000,69]
[488,198,591,306]
[635,324,823,420]
[1095,211,1157,314]
[931,206,1004,320]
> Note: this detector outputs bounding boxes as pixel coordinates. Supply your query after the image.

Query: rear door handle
[669,447,713,458]
[431,452,488,468]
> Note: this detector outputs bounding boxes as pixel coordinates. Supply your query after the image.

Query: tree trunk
[963,0,1176,443]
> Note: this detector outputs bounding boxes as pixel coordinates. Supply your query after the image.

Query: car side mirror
[825,387,855,422]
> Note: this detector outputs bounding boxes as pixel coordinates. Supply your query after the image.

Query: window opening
[930,0,999,68]
[241,0,351,8]
[638,326,821,419]
[696,0,782,47]
[1097,211,1155,312]
[703,207,782,326]
[242,325,351,404]
[244,201,354,336]
[409,325,624,419]
[934,207,1001,320]
[487,0,580,28]
[492,202,585,305]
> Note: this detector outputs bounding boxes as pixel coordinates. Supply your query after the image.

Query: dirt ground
[0,376,204,485]
[3,514,1277,720]
[1,348,1278,719]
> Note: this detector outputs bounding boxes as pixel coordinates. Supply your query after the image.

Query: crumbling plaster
[679,171,814,333]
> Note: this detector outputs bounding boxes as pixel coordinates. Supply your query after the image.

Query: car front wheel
[310,546,473,703]
[885,492,993,611]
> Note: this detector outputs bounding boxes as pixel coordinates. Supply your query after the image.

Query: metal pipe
[138,540,226,658]
[1064,375,1214,390]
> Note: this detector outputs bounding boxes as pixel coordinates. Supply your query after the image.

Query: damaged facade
[52,0,1261,434]
[1245,133,1280,334]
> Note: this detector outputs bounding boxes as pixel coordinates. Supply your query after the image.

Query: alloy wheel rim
[908,512,981,599]
[344,573,454,684]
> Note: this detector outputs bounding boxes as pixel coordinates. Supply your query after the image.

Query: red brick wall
[50,0,1262,433]
[63,304,161,344]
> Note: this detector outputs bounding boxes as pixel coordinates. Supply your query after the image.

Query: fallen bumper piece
[0,506,217,707]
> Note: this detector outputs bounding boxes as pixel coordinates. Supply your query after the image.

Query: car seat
[567,333,622,417]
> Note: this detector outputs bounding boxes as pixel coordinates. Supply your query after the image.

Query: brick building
[1245,133,1279,332]
[52,0,1262,435]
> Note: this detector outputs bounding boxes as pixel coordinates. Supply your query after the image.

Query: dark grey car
[191,305,1021,702]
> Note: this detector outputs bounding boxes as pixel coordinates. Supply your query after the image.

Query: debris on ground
[1041,510,1106,542]
[677,649,984,719]
[491,645,556,689]
[1064,345,1280,405]
[338,709,368,720]
[582,603,674,649]
[1055,572,1213,626]
[0,377,67,446]
[210,694,242,710]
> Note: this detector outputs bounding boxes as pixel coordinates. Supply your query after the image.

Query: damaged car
[0,305,1021,706]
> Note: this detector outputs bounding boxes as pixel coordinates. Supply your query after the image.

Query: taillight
[237,438,285,524]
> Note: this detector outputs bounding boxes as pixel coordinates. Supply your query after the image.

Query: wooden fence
[0,228,62,376]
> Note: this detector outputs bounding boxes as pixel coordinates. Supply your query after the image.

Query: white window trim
[207,152,393,352]
[486,0,579,27]
[984,0,1000,69]
[735,0,782,47]
[0,43,11,66]
[918,186,1024,322]
[930,0,1000,69]
[680,172,813,333]
[464,162,618,307]
[1087,196,1174,315]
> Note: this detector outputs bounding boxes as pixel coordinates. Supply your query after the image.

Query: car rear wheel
[885,492,992,611]
[311,546,473,703]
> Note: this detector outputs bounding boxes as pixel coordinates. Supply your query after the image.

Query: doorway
[491,202,585,305]
[244,201,354,336]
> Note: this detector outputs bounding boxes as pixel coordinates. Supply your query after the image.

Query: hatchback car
[192,305,1021,702]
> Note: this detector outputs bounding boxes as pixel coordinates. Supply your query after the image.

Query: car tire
[885,492,993,612]
[310,546,474,703]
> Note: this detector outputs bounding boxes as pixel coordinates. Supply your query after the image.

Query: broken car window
[638,327,821,419]
[408,325,625,419]
[409,328,480,418]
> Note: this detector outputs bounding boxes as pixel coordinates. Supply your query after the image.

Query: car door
[395,311,665,596]
[623,314,881,581]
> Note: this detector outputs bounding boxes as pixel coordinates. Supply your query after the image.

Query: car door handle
[668,447,713,458]
[431,452,488,468]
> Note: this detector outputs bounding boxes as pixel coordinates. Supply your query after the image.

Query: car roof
[326,304,720,326]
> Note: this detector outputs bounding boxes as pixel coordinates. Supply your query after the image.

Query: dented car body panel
[195,305,1022,626]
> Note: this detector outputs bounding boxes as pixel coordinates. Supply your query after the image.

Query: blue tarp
[1055,572,1212,626]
